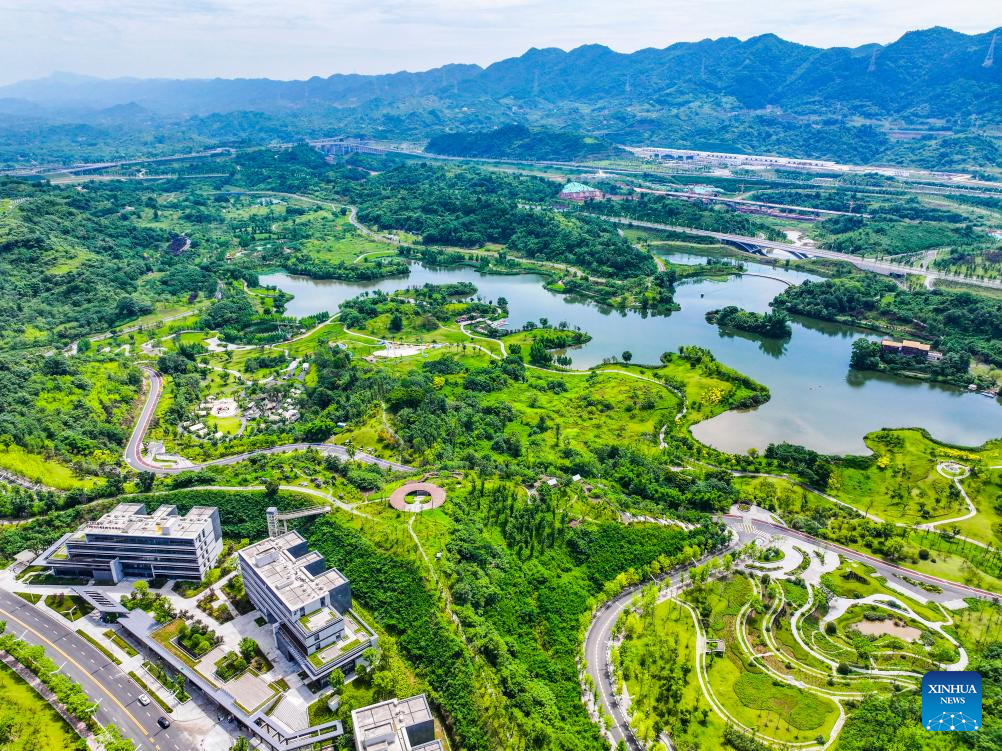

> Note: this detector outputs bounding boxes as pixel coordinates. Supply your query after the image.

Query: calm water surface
[261,257,1002,455]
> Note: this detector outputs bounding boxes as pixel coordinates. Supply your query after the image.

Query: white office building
[238,530,376,687]
[351,694,443,751]
[38,503,222,583]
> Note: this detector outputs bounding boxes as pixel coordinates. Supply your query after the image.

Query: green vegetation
[309,478,726,751]
[587,193,784,240]
[425,125,628,162]
[175,621,220,658]
[0,622,132,746]
[43,593,93,622]
[214,651,249,682]
[706,306,791,339]
[774,272,1002,385]
[815,215,984,257]
[354,163,657,279]
[104,629,138,657]
[2,142,1002,751]
[0,352,142,489]
[0,660,86,751]
[828,429,966,524]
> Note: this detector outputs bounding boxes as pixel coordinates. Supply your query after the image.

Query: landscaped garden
[43,593,93,622]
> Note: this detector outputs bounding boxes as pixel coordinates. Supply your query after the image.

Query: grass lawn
[948,598,1002,651]
[820,559,944,624]
[152,619,199,668]
[0,661,86,750]
[830,430,967,524]
[620,597,728,749]
[696,576,838,744]
[295,212,396,264]
[0,445,95,490]
[953,467,1002,546]
[308,693,339,725]
[104,629,138,657]
[43,594,94,622]
[356,315,470,345]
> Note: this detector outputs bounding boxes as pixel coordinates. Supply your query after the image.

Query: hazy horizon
[0,0,999,87]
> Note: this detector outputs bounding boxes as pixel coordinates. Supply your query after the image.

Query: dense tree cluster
[351,164,655,278]
[425,125,627,161]
[776,275,1002,371]
[707,305,791,338]
[587,193,784,240]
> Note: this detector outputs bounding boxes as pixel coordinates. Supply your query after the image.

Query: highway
[0,588,195,751]
[124,367,414,475]
[583,513,997,751]
[594,216,1002,291]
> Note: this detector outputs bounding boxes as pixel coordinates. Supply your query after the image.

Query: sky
[0,0,998,86]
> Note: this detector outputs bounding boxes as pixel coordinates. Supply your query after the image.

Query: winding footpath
[123,366,414,475]
[583,512,996,751]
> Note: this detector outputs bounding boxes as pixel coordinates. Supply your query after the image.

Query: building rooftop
[352,694,439,751]
[560,181,599,194]
[73,504,217,541]
[239,531,347,611]
[902,340,931,351]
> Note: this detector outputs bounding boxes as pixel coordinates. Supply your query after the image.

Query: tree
[622,351,633,362]
[528,339,553,367]
[329,668,345,694]
[239,637,258,661]
[138,471,156,493]
[388,313,404,333]
[850,338,882,370]
[230,738,251,751]
[264,477,280,500]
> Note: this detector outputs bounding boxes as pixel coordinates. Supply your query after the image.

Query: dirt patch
[854,619,922,641]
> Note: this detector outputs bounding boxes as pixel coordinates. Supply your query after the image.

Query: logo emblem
[923,671,981,731]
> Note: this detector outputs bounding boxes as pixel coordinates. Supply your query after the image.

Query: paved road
[583,514,998,751]
[124,367,414,475]
[596,216,1002,291]
[0,589,194,751]
[731,516,999,601]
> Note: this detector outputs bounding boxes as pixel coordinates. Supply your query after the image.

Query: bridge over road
[596,215,1002,292]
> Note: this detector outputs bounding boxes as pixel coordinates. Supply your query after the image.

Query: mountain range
[2,26,1001,169]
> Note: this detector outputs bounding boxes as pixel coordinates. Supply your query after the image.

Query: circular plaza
[389,482,447,513]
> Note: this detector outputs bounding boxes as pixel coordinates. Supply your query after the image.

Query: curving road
[583,513,1000,751]
[124,367,414,475]
[595,215,1002,291]
[0,588,195,751]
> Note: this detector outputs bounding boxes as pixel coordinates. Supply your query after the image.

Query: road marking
[0,605,152,740]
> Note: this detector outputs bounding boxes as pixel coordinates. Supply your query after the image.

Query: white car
[138,695,151,707]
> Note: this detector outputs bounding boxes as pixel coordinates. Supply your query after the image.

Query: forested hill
[3,26,1002,169]
[424,125,628,162]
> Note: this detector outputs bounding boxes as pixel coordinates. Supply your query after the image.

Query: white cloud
[0,0,998,85]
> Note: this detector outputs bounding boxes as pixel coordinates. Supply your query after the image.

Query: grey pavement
[0,588,197,751]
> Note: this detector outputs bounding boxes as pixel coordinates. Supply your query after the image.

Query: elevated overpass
[596,215,1002,291]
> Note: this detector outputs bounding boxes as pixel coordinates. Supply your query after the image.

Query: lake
[260,257,1002,455]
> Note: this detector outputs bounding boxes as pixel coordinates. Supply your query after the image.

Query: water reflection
[261,258,1002,455]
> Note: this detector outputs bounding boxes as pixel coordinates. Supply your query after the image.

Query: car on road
[157,716,171,729]
[138,695,151,706]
